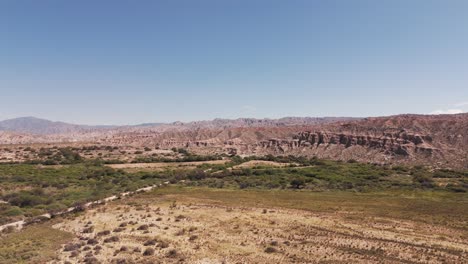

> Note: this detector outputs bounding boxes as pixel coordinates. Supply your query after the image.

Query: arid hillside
[99,114,468,168]
[255,114,468,168]
[0,114,466,168]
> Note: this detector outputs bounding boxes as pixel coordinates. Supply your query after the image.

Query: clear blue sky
[1,0,467,125]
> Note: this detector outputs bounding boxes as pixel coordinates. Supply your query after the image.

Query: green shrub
[5,207,24,216]
[412,173,434,188]
[290,178,305,189]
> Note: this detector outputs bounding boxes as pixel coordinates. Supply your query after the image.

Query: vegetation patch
[0,223,73,263]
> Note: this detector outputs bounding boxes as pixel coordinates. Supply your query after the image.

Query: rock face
[260,131,436,157]
[250,114,467,168]
[141,114,467,168]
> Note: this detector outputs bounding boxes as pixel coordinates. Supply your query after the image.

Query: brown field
[107,160,228,172]
[231,160,297,169]
[38,187,468,264]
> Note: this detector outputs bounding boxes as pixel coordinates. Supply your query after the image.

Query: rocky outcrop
[259,131,436,157]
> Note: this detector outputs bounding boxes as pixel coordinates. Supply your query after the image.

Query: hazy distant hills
[0,116,357,135]
[0,117,115,135]
[171,117,360,129]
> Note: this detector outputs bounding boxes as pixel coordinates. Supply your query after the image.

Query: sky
[1,0,467,125]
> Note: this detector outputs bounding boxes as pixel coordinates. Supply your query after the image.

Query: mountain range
[0,114,466,169]
[0,116,356,135]
[0,117,117,135]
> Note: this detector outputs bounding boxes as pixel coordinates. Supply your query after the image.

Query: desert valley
[0,114,467,263]
[2,1,468,263]
[1,114,466,168]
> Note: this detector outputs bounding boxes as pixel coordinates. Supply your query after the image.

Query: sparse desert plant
[113,259,127,264]
[175,214,186,222]
[97,230,111,236]
[82,226,94,233]
[175,228,186,236]
[119,246,128,252]
[143,247,155,256]
[64,243,81,252]
[166,249,178,258]
[133,247,142,253]
[158,241,169,249]
[144,239,157,246]
[103,236,119,243]
[113,227,125,232]
[82,246,91,251]
[87,238,99,245]
[137,224,149,231]
[83,256,99,264]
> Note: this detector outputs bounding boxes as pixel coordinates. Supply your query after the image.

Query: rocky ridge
[0,114,466,168]
[260,130,435,156]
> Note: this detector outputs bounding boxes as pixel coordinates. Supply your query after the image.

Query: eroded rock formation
[259,131,436,157]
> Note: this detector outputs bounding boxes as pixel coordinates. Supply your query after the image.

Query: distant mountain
[164,117,360,129]
[0,114,466,168]
[0,117,114,135]
[133,123,165,127]
[0,116,355,135]
[101,113,468,169]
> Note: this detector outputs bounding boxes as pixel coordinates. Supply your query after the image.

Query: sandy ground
[50,193,468,264]
[107,160,228,172]
[231,160,297,169]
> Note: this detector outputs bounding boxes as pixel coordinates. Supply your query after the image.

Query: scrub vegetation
[1,154,467,226]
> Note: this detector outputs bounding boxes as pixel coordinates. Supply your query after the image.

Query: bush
[290,178,305,189]
[4,207,24,216]
[166,249,178,258]
[64,243,81,252]
[143,248,155,256]
[137,224,149,231]
[83,226,94,233]
[412,173,434,188]
[103,236,119,243]
[87,238,99,245]
[97,230,111,236]
[143,239,157,246]
[265,247,277,253]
